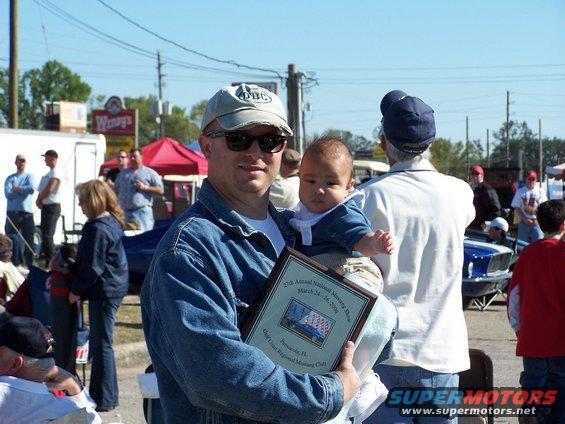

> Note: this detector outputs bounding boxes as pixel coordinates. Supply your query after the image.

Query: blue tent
[185,141,201,152]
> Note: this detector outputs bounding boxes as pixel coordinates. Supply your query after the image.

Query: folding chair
[140,364,165,424]
[27,266,51,327]
[76,301,89,384]
[458,348,494,424]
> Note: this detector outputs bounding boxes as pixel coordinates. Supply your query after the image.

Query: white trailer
[0,129,106,244]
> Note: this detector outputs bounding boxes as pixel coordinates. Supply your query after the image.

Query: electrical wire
[95,0,285,80]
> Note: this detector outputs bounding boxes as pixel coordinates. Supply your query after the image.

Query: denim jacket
[295,200,372,257]
[141,180,344,424]
[70,214,129,300]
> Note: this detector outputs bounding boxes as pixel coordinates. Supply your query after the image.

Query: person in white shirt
[511,169,548,243]
[269,148,301,209]
[359,90,475,424]
[0,316,101,423]
[36,149,64,264]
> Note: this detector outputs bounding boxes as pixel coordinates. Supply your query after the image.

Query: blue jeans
[6,211,35,267]
[521,357,565,424]
[364,364,459,424]
[125,205,154,232]
[88,297,123,410]
[517,222,543,243]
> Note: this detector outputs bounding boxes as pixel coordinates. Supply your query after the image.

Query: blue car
[124,222,515,308]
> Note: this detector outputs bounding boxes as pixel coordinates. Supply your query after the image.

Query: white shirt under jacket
[359,159,475,373]
[0,375,101,424]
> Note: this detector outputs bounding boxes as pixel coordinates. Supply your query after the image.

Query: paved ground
[86,296,521,423]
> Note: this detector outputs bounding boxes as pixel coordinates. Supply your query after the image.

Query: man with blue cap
[359,91,476,423]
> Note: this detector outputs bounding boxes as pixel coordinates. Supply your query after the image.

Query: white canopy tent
[546,162,565,176]
[545,162,564,200]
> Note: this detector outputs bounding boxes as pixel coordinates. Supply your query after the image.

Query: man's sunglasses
[205,131,286,153]
[16,159,26,163]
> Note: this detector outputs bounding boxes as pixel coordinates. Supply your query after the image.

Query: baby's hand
[354,230,395,257]
[374,230,395,255]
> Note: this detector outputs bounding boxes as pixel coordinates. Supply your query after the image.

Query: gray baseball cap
[201,84,293,136]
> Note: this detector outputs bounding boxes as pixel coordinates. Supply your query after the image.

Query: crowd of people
[0,82,562,423]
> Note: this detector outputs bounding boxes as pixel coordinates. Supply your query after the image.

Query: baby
[290,137,394,288]
[289,138,397,423]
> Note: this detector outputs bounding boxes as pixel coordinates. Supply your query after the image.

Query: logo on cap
[237,89,272,104]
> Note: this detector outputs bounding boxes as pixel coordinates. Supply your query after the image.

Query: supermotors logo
[386,387,558,417]
[92,110,136,136]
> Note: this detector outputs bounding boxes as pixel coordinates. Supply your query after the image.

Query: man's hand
[35,198,43,209]
[334,341,361,406]
[134,179,146,191]
[68,292,81,305]
[12,186,22,193]
[45,366,82,396]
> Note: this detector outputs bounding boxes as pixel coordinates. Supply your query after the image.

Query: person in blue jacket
[69,179,128,412]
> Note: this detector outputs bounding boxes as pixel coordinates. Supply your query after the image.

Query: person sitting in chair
[0,316,101,423]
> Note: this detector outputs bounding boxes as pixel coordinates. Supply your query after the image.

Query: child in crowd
[48,243,79,374]
[0,234,25,306]
[507,200,565,423]
[289,138,397,423]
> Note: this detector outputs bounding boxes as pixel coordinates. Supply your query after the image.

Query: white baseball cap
[488,217,509,232]
[201,84,293,136]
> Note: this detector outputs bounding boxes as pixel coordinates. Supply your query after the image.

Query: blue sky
[2,0,564,147]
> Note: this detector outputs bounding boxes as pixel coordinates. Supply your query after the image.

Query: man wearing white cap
[487,217,510,245]
[141,84,360,423]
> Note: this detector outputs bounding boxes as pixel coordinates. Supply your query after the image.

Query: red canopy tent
[99,137,207,176]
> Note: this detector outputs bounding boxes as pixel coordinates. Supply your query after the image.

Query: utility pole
[9,0,18,128]
[539,119,543,186]
[157,50,165,138]
[286,64,302,152]
[486,129,490,167]
[505,90,510,167]
[465,116,469,171]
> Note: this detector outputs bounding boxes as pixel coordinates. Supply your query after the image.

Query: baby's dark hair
[304,137,354,179]
[59,243,78,268]
[537,200,565,234]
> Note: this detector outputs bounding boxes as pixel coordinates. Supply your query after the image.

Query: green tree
[490,120,565,172]
[309,128,376,152]
[21,61,91,129]
[187,100,207,141]
[122,96,193,145]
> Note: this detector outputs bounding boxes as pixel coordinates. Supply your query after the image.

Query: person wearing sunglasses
[114,147,163,232]
[141,84,360,423]
[103,150,129,188]
[4,154,36,268]
[511,169,548,243]
[468,164,501,231]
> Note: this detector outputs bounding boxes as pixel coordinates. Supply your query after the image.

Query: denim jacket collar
[197,179,295,244]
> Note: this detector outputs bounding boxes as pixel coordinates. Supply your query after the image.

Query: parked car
[124,222,516,309]
[461,238,513,309]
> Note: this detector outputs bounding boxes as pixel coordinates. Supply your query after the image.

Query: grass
[82,295,145,345]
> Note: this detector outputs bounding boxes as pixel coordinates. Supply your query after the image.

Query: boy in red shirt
[507,199,565,423]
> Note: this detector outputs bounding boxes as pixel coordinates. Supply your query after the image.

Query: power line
[95,0,284,80]
[321,73,565,82]
[32,0,272,80]
[305,63,565,72]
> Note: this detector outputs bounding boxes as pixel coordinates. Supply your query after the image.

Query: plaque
[242,246,379,375]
